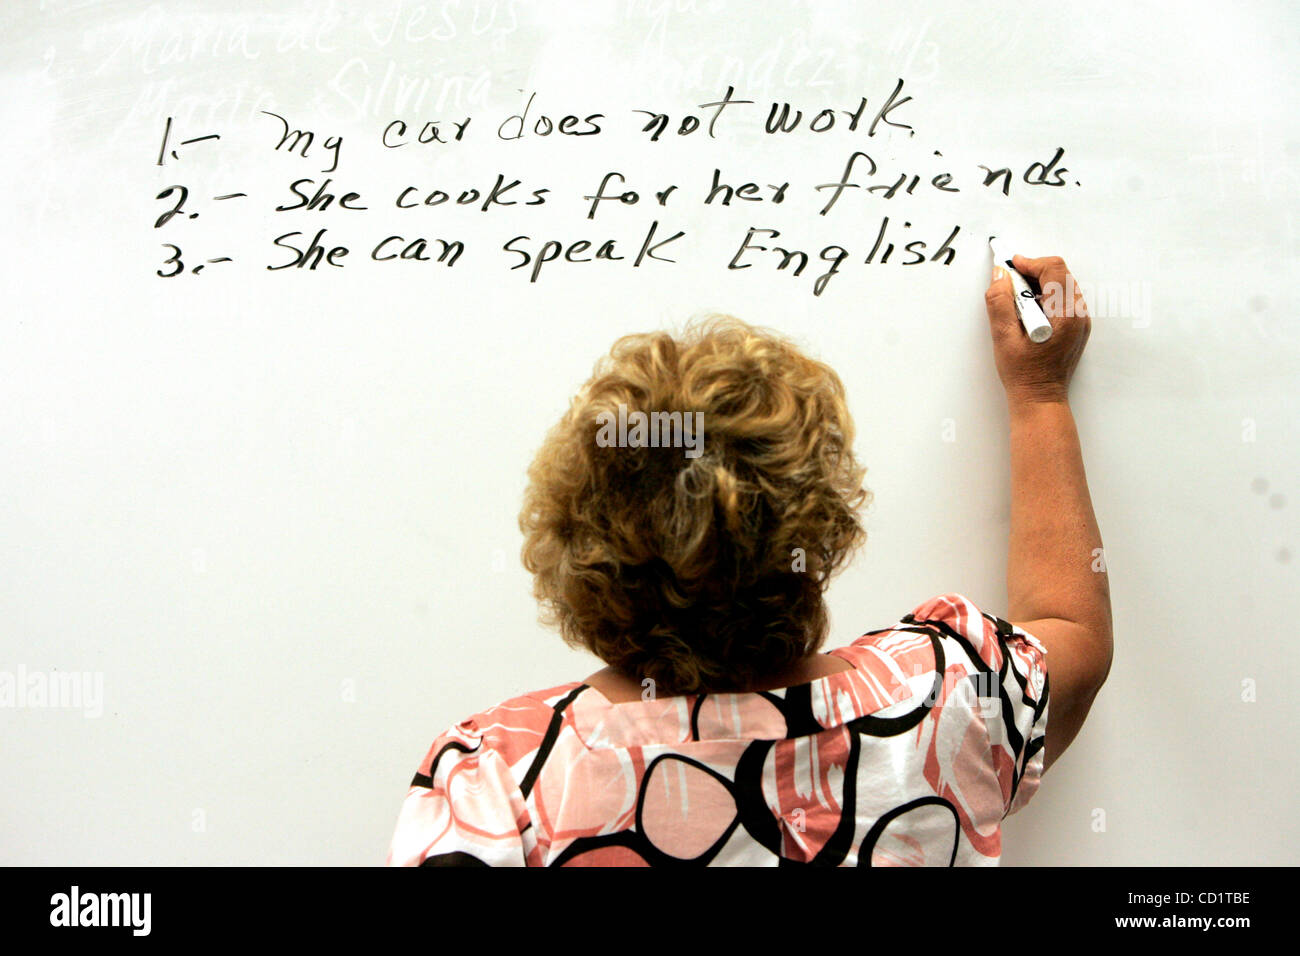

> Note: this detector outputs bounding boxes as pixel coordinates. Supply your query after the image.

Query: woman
[387,254,1113,866]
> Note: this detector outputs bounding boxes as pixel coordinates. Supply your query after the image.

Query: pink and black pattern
[386,592,1049,866]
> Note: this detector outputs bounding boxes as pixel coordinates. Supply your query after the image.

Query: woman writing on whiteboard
[387,254,1112,866]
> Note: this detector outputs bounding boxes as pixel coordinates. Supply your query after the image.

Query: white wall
[1,0,1295,865]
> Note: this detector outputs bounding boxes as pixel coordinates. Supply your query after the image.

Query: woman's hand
[985,254,1091,405]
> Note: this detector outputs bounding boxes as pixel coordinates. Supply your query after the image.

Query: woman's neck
[583,653,852,703]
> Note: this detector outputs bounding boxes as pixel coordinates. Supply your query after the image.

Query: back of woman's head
[519,315,870,695]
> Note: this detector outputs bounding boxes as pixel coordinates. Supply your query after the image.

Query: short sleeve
[989,615,1049,815]
[906,593,1050,817]
[386,715,532,867]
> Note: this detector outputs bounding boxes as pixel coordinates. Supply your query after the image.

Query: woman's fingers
[985,264,1019,332]
[1009,255,1088,323]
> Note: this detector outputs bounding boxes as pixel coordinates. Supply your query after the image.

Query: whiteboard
[1,0,1295,865]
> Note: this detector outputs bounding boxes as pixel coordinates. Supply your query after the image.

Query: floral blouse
[387,592,1049,866]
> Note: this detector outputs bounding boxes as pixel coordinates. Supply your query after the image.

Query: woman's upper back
[387,592,1048,867]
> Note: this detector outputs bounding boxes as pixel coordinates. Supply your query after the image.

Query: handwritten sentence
[253,82,919,174]
[154,207,960,295]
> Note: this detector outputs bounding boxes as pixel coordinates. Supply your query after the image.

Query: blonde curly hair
[519,315,870,695]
